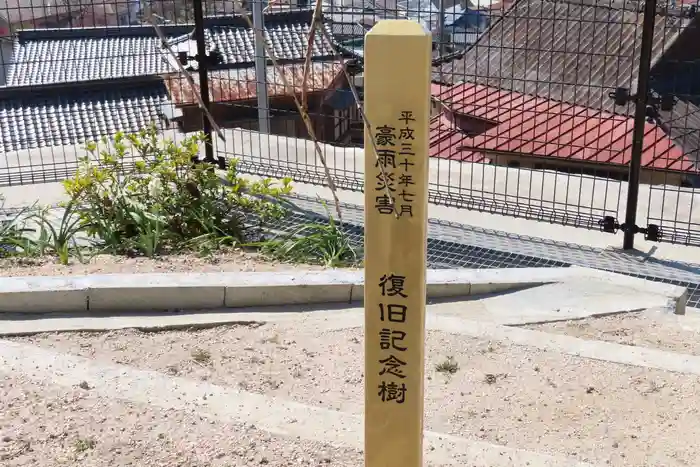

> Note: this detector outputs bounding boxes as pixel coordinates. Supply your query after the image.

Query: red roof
[431,83,447,96]
[430,83,694,172]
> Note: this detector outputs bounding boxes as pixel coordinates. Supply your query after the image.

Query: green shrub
[63,128,293,257]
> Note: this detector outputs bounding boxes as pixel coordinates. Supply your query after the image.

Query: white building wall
[0,38,13,86]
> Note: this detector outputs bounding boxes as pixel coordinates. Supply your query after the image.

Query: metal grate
[280,194,700,308]
[278,210,572,270]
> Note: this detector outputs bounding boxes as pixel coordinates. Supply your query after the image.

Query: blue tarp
[444,5,488,30]
[326,88,356,110]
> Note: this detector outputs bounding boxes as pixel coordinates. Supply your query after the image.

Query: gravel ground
[0,376,362,467]
[12,319,700,467]
[0,251,324,277]
[525,312,700,356]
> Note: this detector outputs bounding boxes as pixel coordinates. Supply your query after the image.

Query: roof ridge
[15,8,318,42]
[516,0,640,13]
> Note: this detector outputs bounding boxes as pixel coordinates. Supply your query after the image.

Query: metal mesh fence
[1,0,700,248]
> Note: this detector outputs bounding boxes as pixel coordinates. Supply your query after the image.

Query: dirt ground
[0,375,362,467]
[525,311,700,356]
[10,317,700,467]
[0,251,325,277]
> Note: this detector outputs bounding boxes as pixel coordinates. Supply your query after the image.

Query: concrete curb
[0,266,687,314]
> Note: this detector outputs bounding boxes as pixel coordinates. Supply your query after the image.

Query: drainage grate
[278,210,700,308]
[277,212,571,271]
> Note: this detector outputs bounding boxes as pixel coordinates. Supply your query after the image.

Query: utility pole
[438,0,446,57]
[192,0,216,163]
[252,0,271,133]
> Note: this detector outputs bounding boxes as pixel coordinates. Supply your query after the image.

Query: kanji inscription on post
[376,273,410,400]
[363,19,431,467]
[372,112,418,217]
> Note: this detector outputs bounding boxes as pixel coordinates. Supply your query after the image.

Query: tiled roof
[430,83,694,172]
[436,0,700,161]
[164,61,344,105]
[206,20,334,65]
[0,83,170,153]
[7,33,170,86]
[6,9,337,86]
[327,21,367,41]
[437,0,687,112]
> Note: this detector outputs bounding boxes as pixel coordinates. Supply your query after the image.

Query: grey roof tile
[438,0,689,113]
[327,21,368,41]
[7,35,169,86]
[6,9,338,87]
[207,21,334,65]
[0,84,169,152]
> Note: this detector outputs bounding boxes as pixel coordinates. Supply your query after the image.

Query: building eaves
[327,21,368,41]
[163,61,344,105]
[435,0,700,157]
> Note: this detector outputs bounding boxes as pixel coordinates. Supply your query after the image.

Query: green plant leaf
[62,127,293,258]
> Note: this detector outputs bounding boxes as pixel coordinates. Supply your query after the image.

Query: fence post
[193,0,215,164]
[363,20,431,467]
[252,0,270,134]
[623,0,658,250]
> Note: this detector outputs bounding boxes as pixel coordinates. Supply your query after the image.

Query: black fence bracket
[599,216,661,242]
[176,49,224,70]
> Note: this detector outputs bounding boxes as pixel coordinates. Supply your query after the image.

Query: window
[450,111,498,136]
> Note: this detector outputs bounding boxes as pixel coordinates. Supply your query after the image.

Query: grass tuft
[435,356,460,375]
[260,216,359,268]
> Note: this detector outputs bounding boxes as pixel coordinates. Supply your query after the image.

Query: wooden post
[363,20,431,467]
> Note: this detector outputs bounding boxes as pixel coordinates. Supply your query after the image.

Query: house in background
[155,9,359,142]
[323,5,400,44]
[430,82,696,186]
[0,9,357,154]
[438,0,700,182]
[0,0,141,30]
[441,3,489,48]
[163,62,349,141]
[1,0,85,31]
[0,0,141,84]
